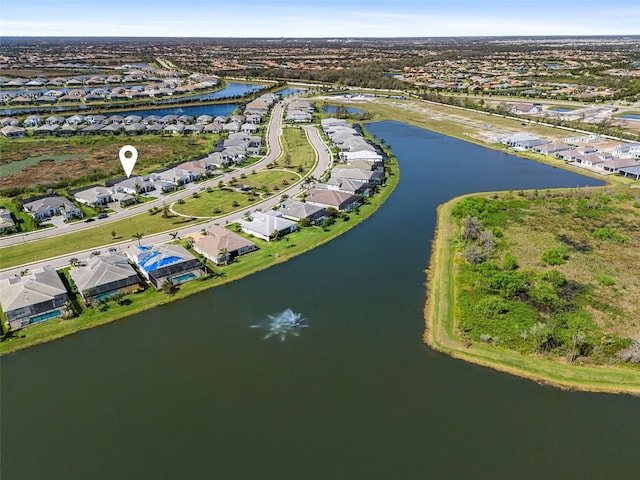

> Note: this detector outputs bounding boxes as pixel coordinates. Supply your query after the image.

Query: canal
[2,121,638,479]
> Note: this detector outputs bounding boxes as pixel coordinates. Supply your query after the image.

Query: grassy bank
[0,157,399,355]
[424,190,640,395]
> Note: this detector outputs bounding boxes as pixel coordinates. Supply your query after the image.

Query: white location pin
[119,145,138,178]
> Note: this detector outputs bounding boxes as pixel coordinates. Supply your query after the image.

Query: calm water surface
[2,121,638,479]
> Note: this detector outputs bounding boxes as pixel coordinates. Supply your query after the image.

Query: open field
[0,157,399,355]
[0,134,219,192]
[424,188,640,394]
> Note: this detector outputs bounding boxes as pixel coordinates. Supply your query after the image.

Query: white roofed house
[612,143,640,157]
[22,195,83,222]
[502,133,548,150]
[0,266,70,330]
[127,244,204,289]
[532,142,572,155]
[0,205,16,233]
[72,185,113,207]
[239,210,297,241]
[152,167,201,187]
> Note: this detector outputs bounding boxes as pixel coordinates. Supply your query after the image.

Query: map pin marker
[119,145,138,178]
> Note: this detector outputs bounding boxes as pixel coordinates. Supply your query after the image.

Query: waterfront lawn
[0,157,399,355]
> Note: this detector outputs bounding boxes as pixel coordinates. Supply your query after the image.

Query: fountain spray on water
[251,309,309,341]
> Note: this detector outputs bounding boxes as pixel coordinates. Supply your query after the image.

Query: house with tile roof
[0,266,70,330]
[193,225,257,264]
[70,253,141,304]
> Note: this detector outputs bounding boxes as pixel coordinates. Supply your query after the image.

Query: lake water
[1,81,264,116]
[2,121,638,479]
[115,102,237,119]
[550,107,574,113]
[621,114,640,121]
[323,105,366,115]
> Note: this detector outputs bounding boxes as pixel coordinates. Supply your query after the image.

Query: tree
[217,248,229,265]
[161,279,177,295]
[170,231,179,240]
[132,232,143,245]
[111,230,116,240]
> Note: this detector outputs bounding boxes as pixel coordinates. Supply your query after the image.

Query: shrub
[502,253,519,270]
[541,247,569,266]
[592,226,628,243]
[597,275,616,287]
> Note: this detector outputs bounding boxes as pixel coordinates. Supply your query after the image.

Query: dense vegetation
[451,189,640,365]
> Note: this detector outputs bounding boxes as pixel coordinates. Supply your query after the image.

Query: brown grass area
[0,135,215,189]
[500,190,640,337]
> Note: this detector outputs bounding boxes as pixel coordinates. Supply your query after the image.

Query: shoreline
[0,155,400,356]
[423,191,640,396]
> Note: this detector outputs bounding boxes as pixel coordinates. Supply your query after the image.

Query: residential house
[511,103,541,115]
[0,206,16,233]
[23,115,41,127]
[532,142,573,155]
[0,266,70,330]
[70,253,141,304]
[127,244,204,289]
[612,143,640,157]
[596,158,639,173]
[1,125,26,139]
[239,210,297,241]
[22,195,83,221]
[305,188,361,212]
[618,165,640,180]
[279,200,328,224]
[33,124,59,137]
[193,225,257,265]
[72,186,113,206]
[152,167,201,187]
[502,133,547,150]
[112,176,156,195]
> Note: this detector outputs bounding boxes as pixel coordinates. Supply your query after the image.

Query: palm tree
[132,232,143,245]
[218,248,229,265]
[170,231,179,240]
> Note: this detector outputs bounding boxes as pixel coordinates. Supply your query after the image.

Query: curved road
[0,105,332,280]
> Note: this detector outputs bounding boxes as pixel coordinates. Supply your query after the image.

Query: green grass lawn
[172,189,253,217]
[276,127,317,171]
[0,211,204,269]
[0,157,400,355]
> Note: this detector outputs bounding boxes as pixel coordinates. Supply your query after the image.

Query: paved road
[0,109,332,280]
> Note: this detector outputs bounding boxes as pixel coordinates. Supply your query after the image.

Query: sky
[1,0,639,37]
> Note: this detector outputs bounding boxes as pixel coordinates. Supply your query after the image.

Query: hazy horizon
[2,0,639,38]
